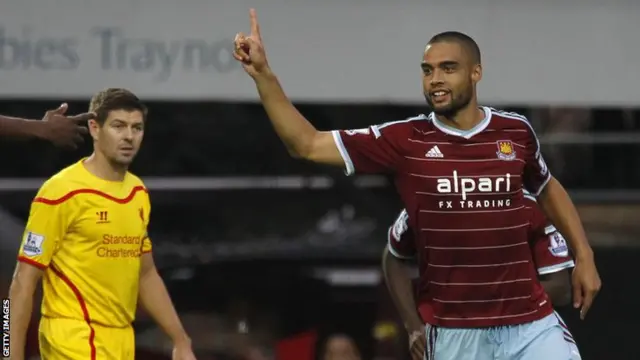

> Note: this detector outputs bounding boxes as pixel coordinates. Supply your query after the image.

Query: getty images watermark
[2,298,8,358]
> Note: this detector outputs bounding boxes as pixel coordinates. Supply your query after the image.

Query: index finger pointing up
[249,8,261,40]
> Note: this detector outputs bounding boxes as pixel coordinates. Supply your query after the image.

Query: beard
[425,86,473,118]
[107,153,137,169]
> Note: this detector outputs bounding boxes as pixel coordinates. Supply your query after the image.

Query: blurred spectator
[319,334,362,360]
[529,107,593,188]
[591,109,627,188]
[276,330,317,360]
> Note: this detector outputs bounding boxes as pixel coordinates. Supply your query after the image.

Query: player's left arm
[137,193,195,359]
[138,253,193,354]
[526,195,574,307]
[537,178,592,261]
[522,123,601,317]
[384,211,421,330]
[536,227,574,307]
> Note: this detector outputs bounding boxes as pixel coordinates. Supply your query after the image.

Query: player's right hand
[41,103,93,149]
[233,8,271,78]
[408,329,426,360]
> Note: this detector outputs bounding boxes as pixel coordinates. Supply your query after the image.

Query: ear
[88,119,101,141]
[471,64,482,84]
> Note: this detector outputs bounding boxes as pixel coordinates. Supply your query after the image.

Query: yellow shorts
[39,317,135,360]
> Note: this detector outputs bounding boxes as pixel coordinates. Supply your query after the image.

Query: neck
[84,152,127,182]
[435,99,484,131]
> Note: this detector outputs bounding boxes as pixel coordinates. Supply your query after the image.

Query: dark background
[1,100,639,360]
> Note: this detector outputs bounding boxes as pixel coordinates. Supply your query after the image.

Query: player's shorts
[553,311,581,359]
[424,312,581,360]
[39,317,135,360]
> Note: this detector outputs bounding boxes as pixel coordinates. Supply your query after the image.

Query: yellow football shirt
[17,159,152,328]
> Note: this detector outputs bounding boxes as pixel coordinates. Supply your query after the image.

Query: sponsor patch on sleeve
[22,232,45,256]
[548,232,569,257]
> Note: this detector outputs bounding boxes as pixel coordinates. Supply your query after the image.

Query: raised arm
[233,9,408,176]
[232,9,342,166]
[0,103,92,149]
[254,73,343,165]
[0,115,45,139]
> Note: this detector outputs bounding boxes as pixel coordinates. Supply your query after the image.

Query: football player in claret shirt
[8,89,196,360]
[233,9,600,359]
[383,190,582,359]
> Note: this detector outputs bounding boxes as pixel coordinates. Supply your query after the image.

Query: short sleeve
[141,237,152,254]
[331,117,420,175]
[387,209,416,259]
[522,123,552,195]
[527,198,574,275]
[18,182,71,269]
[140,190,152,254]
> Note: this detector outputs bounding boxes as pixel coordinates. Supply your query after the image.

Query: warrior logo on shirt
[96,210,110,224]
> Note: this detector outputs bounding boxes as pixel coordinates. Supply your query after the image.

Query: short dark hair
[89,88,148,125]
[428,31,481,64]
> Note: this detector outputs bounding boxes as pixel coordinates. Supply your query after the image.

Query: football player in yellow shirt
[8,88,196,360]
